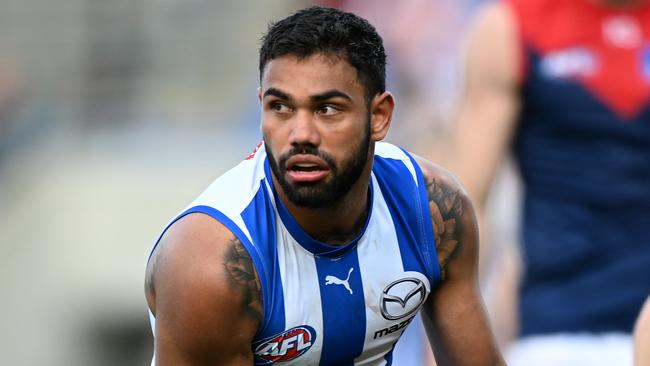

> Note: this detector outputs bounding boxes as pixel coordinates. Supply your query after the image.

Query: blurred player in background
[145,6,504,365]
[446,0,650,364]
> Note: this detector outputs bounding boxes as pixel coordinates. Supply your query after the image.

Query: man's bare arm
[447,1,520,212]
[416,156,505,366]
[145,213,262,366]
[433,2,521,279]
[435,3,523,347]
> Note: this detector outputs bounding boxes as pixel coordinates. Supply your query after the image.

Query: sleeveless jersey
[508,0,650,336]
[148,142,441,365]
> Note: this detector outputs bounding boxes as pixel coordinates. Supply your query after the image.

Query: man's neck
[275,170,372,246]
[309,195,370,245]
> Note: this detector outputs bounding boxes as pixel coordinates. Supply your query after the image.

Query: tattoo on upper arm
[146,246,163,298]
[426,178,465,279]
[223,237,263,322]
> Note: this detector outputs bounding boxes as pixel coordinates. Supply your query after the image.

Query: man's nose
[288,110,321,147]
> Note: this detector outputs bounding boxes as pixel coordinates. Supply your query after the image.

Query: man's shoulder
[372,145,469,204]
[145,212,243,311]
[145,142,273,308]
[147,213,239,290]
[409,154,477,279]
[145,212,263,362]
[410,153,467,195]
[410,153,472,232]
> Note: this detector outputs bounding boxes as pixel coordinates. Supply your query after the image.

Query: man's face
[260,53,372,208]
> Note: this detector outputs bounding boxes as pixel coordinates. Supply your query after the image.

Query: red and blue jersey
[508,0,650,336]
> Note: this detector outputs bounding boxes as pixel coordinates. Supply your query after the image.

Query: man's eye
[271,102,291,113]
[317,105,340,115]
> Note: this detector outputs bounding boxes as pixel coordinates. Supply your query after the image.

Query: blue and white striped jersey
[149,141,441,366]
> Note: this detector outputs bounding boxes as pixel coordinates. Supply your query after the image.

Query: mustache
[278,145,337,170]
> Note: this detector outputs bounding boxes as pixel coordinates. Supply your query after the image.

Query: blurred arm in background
[438,1,521,348]
[448,1,519,262]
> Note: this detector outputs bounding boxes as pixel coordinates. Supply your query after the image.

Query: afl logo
[380,277,428,320]
[253,325,316,364]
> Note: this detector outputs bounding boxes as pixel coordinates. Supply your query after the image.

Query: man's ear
[258,87,265,133]
[369,91,394,142]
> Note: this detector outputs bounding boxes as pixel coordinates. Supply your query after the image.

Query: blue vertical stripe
[315,247,366,365]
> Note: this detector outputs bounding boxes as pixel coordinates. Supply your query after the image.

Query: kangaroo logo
[325,267,354,295]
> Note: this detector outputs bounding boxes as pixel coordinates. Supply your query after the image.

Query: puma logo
[325,267,354,295]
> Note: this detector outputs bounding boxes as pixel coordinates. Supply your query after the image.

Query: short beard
[266,118,371,209]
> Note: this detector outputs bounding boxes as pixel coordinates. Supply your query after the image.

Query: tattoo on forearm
[223,237,263,322]
[426,178,464,278]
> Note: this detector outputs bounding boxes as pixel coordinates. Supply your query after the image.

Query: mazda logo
[380,277,427,320]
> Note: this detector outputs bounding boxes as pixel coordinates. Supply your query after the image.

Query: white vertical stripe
[354,176,406,366]
[276,222,325,365]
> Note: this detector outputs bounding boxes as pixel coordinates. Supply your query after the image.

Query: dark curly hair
[259,6,386,102]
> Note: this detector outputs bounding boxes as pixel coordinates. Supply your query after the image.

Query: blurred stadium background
[0,1,495,364]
